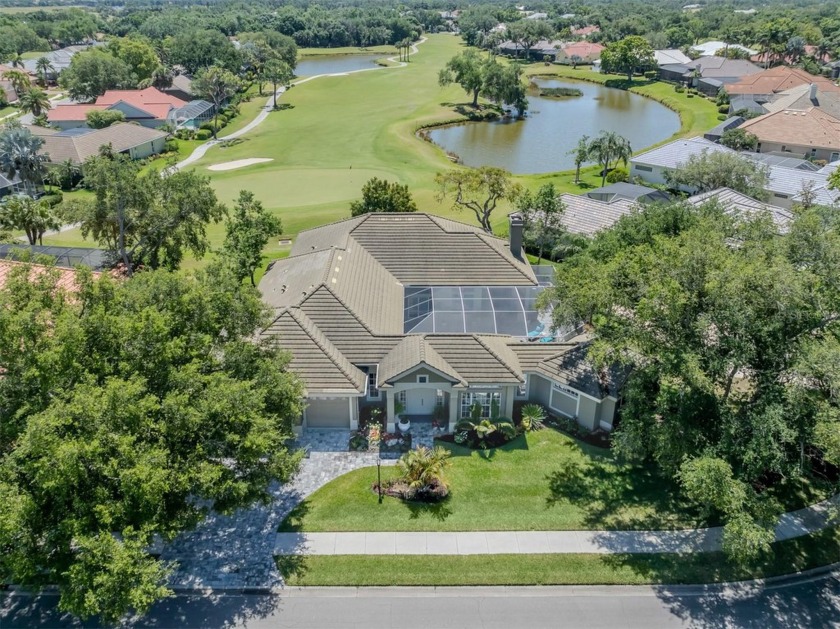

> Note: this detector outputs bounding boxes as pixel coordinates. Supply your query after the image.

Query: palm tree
[34,57,54,86]
[568,134,590,184]
[2,69,30,99]
[8,53,24,69]
[396,446,452,490]
[588,131,632,186]
[18,87,51,117]
[0,125,48,197]
[0,195,58,244]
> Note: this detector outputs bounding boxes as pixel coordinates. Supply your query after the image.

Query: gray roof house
[630,137,839,209]
[259,213,622,433]
[558,194,636,237]
[703,116,744,142]
[686,187,793,231]
[585,183,671,204]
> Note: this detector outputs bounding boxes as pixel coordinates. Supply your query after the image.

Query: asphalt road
[3,571,840,629]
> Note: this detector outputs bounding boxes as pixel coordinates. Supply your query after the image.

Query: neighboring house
[762,84,840,121]
[723,67,840,102]
[654,49,692,66]
[0,173,25,198]
[690,41,756,57]
[47,87,188,130]
[817,160,839,175]
[0,64,22,103]
[745,152,820,172]
[630,137,732,189]
[32,123,168,164]
[21,43,100,81]
[0,259,101,292]
[162,74,194,102]
[169,100,215,129]
[686,187,793,231]
[585,183,671,204]
[557,193,636,236]
[0,243,107,270]
[659,57,762,93]
[524,12,548,20]
[630,136,839,208]
[737,107,840,163]
[258,213,622,433]
[704,115,745,142]
[555,41,605,65]
[529,39,565,60]
[571,25,600,39]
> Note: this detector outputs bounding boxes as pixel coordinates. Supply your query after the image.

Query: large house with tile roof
[259,213,623,433]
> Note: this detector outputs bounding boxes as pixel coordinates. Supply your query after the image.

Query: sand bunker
[208,158,274,171]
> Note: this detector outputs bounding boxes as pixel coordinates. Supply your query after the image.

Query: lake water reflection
[427,78,681,174]
[295,54,385,77]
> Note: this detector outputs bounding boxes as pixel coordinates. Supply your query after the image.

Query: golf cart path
[174,38,427,172]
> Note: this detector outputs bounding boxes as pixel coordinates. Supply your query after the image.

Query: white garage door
[306,398,351,428]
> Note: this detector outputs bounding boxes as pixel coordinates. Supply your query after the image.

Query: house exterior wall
[598,398,617,431]
[127,137,166,160]
[391,366,452,385]
[630,161,672,187]
[529,374,552,408]
[756,140,840,164]
[577,396,599,430]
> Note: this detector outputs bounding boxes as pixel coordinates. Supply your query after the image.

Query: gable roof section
[691,56,762,79]
[764,84,840,120]
[654,49,692,65]
[348,213,536,285]
[95,87,187,108]
[725,67,840,96]
[426,335,523,384]
[35,123,167,164]
[107,100,173,121]
[765,166,839,205]
[558,193,636,236]
[378,335,466,387]
[738,108,840,151]
[632,137,733,168]
[534,344,625,399]
[47,103,108,122]
[262,308,366,394]
[687,187,792,230]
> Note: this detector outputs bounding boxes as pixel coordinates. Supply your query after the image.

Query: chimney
[509,213,524,260]
[809,83,817,101]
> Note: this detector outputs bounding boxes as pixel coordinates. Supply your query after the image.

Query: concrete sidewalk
[275,494,840,556]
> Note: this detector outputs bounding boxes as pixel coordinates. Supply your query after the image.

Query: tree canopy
[59,49,135,102]
[665,151,770,199]
[349,177,418,217]
[223,190,282,286]
[541,199,840,559]
[599,35,656,81]
[435,166,521,234]
[0,264,305,621]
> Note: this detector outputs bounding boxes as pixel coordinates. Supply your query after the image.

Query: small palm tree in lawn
[588,131,632,187]
[8,53,24,69]
[520,404,546,432]
[34,57,54,86]
[18,87,51,117]
[3,69,30,98]
[568,134,590,184]
[397,446,452,491]
[0,126,48,197]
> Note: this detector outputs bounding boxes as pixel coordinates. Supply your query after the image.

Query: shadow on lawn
[545,451,708,530]
[276,500,311,533]
[405,497,453,522]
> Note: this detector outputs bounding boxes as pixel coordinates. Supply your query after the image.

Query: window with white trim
[459,391,501,419]
[366,367,380,400]
[552,382,579,398]
[417,374,429,384]
[634,164,653,172]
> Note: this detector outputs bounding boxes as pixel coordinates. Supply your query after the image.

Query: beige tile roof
[289,213,537,286]
[507,341,579,371]
[763,84,840,120]
[559,194,637,236]
[260,249,333,310]
[687,187,792,230]
[262,308,367,394]
[725,67,840,96]
[378,335,466,387]
[426,335,524,384]
[738,107,840,151]
[34,123,168,164]
[349,214,536,285]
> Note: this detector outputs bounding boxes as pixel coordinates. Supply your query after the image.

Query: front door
[405,389,436,415]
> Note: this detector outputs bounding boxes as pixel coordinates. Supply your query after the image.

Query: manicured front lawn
[278,523,840,586]
[281,429,710,533]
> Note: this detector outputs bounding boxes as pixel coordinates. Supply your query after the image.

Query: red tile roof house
[47,87,187,130]
[571,25,600,39]
[555,41,605,65]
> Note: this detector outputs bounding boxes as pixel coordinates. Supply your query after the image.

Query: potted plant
[395,399,410,432]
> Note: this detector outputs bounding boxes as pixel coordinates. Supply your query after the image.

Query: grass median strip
[277,525,840,587]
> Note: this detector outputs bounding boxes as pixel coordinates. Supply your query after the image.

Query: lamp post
[376,457,383,504]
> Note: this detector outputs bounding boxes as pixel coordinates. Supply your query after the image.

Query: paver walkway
[274,494,840,556]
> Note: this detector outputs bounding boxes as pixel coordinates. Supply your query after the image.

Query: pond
[427,78,682,175]
[295,54,386,77]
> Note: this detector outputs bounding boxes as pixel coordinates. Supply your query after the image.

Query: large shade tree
[192,65,243,138]
[73,153,226,274]
[223,190,282,286]
[59,49,135,102]
[435,166,522,233]
[0,263,305,622]
[665,151,770,199]
[600,35,656,81]
[540,199,840,560]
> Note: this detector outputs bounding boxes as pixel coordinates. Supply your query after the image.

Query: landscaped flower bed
[373,446,451,503]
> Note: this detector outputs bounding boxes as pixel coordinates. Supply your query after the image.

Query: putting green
[209,167,396,208]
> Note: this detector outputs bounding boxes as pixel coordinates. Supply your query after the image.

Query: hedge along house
[258,213,623,434]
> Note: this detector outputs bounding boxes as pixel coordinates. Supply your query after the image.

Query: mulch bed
[372,479,449,503]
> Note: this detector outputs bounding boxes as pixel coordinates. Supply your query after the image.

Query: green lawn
[282,430,711,533]
[278,524,840,586]
[41,35,717,267]
[298,44,398,57]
